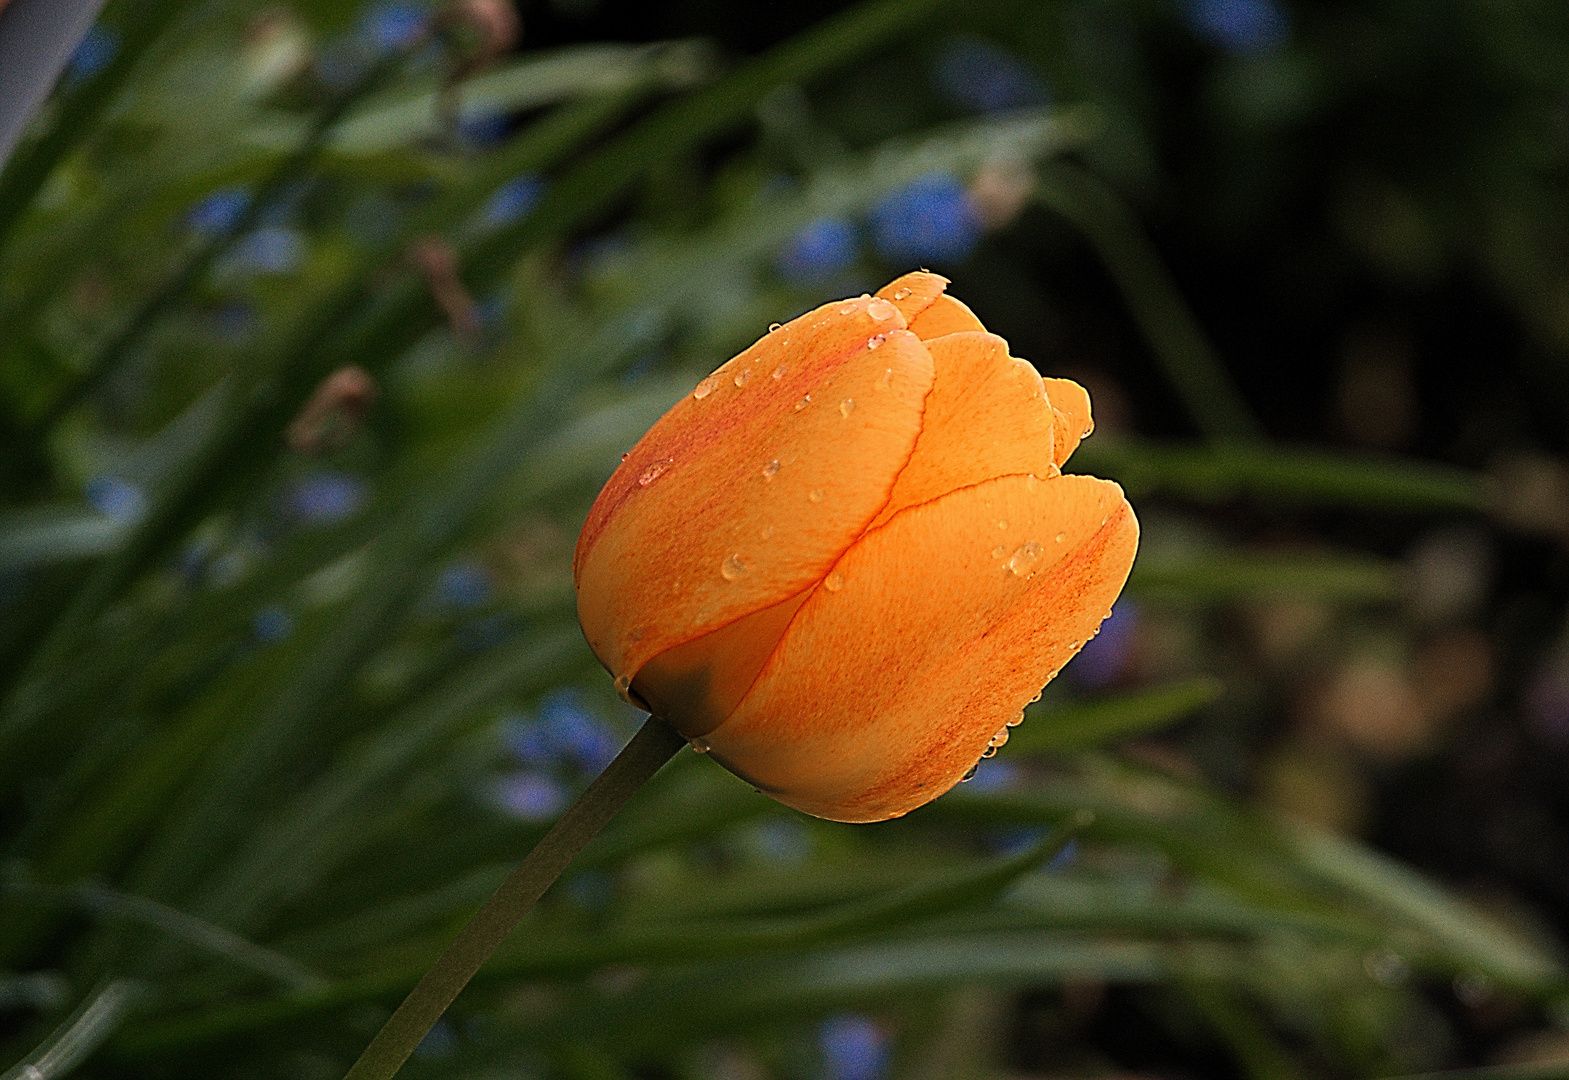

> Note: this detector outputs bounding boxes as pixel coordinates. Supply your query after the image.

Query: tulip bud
[574,273,1138,822]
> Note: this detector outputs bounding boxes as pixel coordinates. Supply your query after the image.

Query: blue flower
[494,771,567,820]
[358,1,430,51]
[540,691,623,773]
[819,1014,888,1080]
[253,605,295,642]
[413,1019,457,1060]
[1183,0,1291,56]
[931,36,1048,113]
[1070,599,1138,688]
[776,218,859,285]
[67,26,118,82]
[478,175,545,229]
[869,174,983,265]
[436,562,493,610]
[223,227,306,275]
[85,475,146,522]
[987,825,1045,856]
[188,188,252,237]
[459,111,512,148]
[285,471,365,525]
[965,759,1020,793]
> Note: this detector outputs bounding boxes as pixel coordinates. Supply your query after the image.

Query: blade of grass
[1007,677,1223,753]
[1036,160,1265,445]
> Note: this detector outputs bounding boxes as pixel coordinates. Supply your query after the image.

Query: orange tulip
[574,272,1138,822]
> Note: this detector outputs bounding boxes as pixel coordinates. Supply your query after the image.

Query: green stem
[342,716,687,1080]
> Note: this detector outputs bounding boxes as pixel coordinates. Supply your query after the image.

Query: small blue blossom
[221,227,306,276]
[253,605,294,642]
[819,1014,888,1080]
[1070,600,1138,689]
[776,218,859,285]
[478,175,545,230]
[540,691,623,773]
[188,188,252,237]
[211,301,256,342]
[459,111,512,148]
[746,818,812,864]
[502,714,558,767]
[285,471,365,525]
[1047,838,1081,872]
[358,1,430,51]
[67,26,118,82]
[965,759,1020,793]
[85,475,146,522]
[987,825,1045,856]
[931,36,1048,113]
[869,174,983,265]
[1183,0,1291,56]
[413,1019,457,1060]
[436,562,492,610]
[495,771,567,820]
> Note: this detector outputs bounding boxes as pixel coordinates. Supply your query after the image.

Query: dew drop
[638,461,670,486]
[762,459,780,480]
[892,287,912,301]
[768,322,782,332]
[824,571,845,592]
[721,554,749,581]
[839,398,856,418]
[982,746,997,759]
[1006,710,1026,727]
[734,369,752,387]
[866,334,887,350]
[795,394,811,411]
[809,488,825,503]
[988,727,1010,749]
[1054,532,1067,543]
[620,452,629,461]
[689,737,711,754]
[613,674,631,693]
[876,367,893,391]
[838,302,857,315]
[960,764,979,782]
[772,364,788,380]
[996,519,1009,530]
[866,297,896,321]
[1007,540,1043,577]
[692,377,717,400]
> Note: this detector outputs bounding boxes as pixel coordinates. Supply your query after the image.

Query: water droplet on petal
[613,674,631,693]
[981,746,997,758]
[1007,709,1027,726]
[734,369,752,387]
[991,545,1007,558]
[839,398,856,418]
[809,488,825,503]
[689,736,711,753]
[1007,540,1043,577]
[795,394,811,411]
[620,452,629,461]
[988,727,1010,749]
[876,367,893,390]
[996,520,1008,530]
[824,571,845,592]
[866,334,886,350]
[721,554,749,580]
[762,459,780,480]
[960,764,979,782]
[866,297,896,321]
[772,364,787,380]
[692,377,716,400]
[768,322,782,332]
[892,287,912,301]
[838,302,857,315]
[1055,532,1067,543]
[638,461,671,486]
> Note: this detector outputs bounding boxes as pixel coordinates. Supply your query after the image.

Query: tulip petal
[576,298,935,695]
[1044,377,1093,466]
[705,472,1138,823]
[875,271,987,338]
[871,332,1058,528]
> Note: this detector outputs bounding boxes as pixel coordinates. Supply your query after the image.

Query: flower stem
[343,716,687,1080]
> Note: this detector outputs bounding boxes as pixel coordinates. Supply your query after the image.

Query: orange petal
[1044,377,1093,466]
[576,299,934,693]
[876,271,987,339]
[871,332,1058,528]
[703,473,1139,822]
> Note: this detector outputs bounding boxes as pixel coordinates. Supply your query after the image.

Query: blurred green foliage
[3,0,1569,1078]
